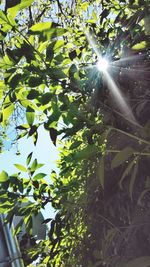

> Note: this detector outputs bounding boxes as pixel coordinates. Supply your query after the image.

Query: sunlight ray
[84,30,138,125]
[104,71,136,123]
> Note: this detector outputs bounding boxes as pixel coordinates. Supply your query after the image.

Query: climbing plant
[0,0,150,266]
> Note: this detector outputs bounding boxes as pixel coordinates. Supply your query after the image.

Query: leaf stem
[106,149,150,156]
[111,127,150,146]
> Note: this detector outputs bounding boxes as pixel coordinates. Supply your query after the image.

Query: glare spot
[97,58,109,72]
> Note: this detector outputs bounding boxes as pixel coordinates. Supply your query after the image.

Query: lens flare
[97,58,109,72]
[83,29,138,125]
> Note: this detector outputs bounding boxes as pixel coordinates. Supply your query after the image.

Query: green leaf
[70,141,82,150]
[124,257,150,267]
[97,157,105,189]
[28,76,43,87]
[9,73,22,89]
[30,159,38,171]
[48,68,67,80]
[74,145,99,160]
[30,22,52,32]
[8,0,34,18]
[132,41,147,50]
[43,28,66,40]
[40,92,52,105]
[49,128,57,146]
[46,40,64,61]
[0,171,9,182]
[26,152,33,166]
[81,2,89,11]
[26,106,35,126]
[27,89,40,100]
[33,173,46,181]
[0,207,8,213]
[0,11,9,25]
[111,147,134,169]
[2,104,14,122]
[129,160,138,200]
[14,164,27,172]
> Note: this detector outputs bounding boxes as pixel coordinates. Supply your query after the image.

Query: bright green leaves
[8,0,34,18]
[0,171,9,182]
[29,22,66,41]
[0,10,16,34]
[0,11,9,25]
[30,22,53,32]
[30,158,38,172]
[2,103,14,126]
[33,173,46,181]
[13,154,46,183]
[26,106,35,125]
[14,164,27,172]
[30,158,44,173]
[132,41,147,50]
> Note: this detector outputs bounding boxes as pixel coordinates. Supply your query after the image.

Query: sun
[96,58,109,72]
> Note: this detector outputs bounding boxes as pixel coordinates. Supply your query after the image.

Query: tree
[0,0,150,266]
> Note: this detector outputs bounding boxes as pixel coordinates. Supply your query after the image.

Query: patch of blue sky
[0,125,59,218]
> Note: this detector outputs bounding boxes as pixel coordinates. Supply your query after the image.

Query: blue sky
[0,126,59,218]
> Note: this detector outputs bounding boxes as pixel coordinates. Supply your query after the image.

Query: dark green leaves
[111,147,135,169]
[26,152,33,166]
[74,145,99,160]
[49,128,57,146]
[28,76,43,87]
[26,106,35,125]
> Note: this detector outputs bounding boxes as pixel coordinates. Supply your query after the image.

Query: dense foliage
[0,0,150,266]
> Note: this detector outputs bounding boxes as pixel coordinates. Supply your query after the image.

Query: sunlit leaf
[33,173,46,181]
[2,104,14,123]
[8,0,34,18]
[132,41,147,50]
[14,164,27,172]
[30,22,52,32]
[30,159,38,172]
[0,171,9,182]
